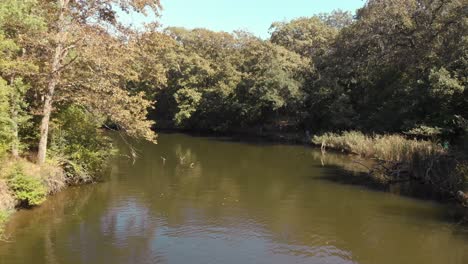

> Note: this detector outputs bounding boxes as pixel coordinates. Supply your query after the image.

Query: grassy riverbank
[0,158,65,236]
[312,131,468,206]
[0,106,117,236]
[0,147,115,237]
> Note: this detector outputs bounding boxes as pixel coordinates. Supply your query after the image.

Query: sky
[120,0,366,38]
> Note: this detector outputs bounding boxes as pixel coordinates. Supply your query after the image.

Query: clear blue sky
[120,0,366,38]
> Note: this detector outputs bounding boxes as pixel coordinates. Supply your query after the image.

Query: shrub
[0,171,14,237]
[49,105,116,183]
[0,210,10,236]
[39,161,66,194]
[456,162,468,192]
[7,166,47,207]
[0,179,15,211]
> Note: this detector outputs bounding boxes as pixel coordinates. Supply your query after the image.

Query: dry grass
[0,158,66,195]
[312,131,467,204]
[40,161,66,194]
[0,157,67,235]
[0,209,10,237]
[312,131,445,162]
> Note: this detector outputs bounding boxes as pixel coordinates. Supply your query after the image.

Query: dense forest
[148,1,467,142]
[0,0,467,229]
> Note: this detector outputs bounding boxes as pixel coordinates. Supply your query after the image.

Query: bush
[456,162,468,192]
[0,210,10,236]
[7,166,47,207]
[0,179,15,211]
[49,105,116,183]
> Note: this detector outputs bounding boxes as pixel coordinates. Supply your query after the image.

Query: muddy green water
[1,133,467,264]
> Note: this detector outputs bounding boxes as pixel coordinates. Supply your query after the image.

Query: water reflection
[0,133,467,264]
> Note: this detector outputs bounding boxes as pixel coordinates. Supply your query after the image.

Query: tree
[318,9,354,29]
[34,0,162,164]
[150,28,244,130]
[0,77,11,156]
[236,39,306,126]
[0,0,42,157]
[270,17,338,58]
[297,0,467,132]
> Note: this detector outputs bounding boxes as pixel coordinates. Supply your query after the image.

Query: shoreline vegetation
[0,0,160,237]
[312,131,468,206]
[1,0,467,236]
[0,158,63,238]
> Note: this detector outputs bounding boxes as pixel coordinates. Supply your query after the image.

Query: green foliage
[144,0,466,142]
[0,77,32,157]
[234,41,303,125]
[0,78,11,156]
[49,105,115,182]
[317,9,354,29]
[405,125,445,142]
[428,67,465,119]
[7,166,46,207]
[429,68,464,98]
[149,28,307,131]
[173,88,202,125]
[0,0,36,157]
[0,0,41,77]
[0,0,45,32]
[456,162,468,192]
[0,210,10,235]
[270,16,338,57]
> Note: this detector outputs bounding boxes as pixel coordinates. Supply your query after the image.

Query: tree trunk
[11,106,19,158]
[37,61,61,164]
[37,87,53,164]
[37,0,69,165]
[9,76,19,158]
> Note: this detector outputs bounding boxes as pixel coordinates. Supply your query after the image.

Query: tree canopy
[138,0,467,142]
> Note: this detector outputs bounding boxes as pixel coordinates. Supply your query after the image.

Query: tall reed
[312,131,467,204]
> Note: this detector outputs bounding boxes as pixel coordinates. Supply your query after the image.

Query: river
[0,133,467,264]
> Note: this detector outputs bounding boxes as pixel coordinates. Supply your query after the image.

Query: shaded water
[0,133,467,264]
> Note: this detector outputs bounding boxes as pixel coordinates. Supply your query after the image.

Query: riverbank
[0,157,71,237]
[314,132,467,205]
[155,125,311,144]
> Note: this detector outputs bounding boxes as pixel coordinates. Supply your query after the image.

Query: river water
[0,133,467,264]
